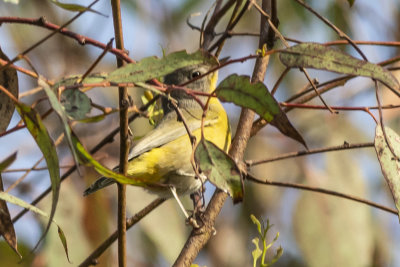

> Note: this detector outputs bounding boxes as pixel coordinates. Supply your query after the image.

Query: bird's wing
[83,110,219,197]
[128,110,218,159]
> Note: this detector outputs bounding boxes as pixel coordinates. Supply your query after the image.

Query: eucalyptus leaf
[194,138,243,203]
[279,43,400,95]
[0,47,18,132]
[49,0,106,16]
[0,190,70,260]
[0,176,20,258]
[0,152,17,172]
[375,125,400,221]
[216,74,307,147]
[15,100,60,251]
[107,50,218,83]
[71,134,151,187]
[60,89,91,120]
[39,77,80,170]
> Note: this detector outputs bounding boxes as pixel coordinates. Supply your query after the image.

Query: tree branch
[173,1,274,266]
[246,174,397,215]
[110,0,129,265]
[0,16,133,63]
[246,142,374,166]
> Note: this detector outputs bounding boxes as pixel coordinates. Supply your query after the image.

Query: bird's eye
[191,71,201,78]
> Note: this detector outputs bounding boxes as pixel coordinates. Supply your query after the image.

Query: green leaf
[60,89,91,120]
[71,134,150,187]
[252,238,262,267]
[74,113,108,123]
[216,74,307,147]
[0,47,19,132]
[0,190,70,260]
[374,125,400,221]
[0,175,21,259]
[279,43,400,95]
[347,0,355,7]
[266,246,283,267]
[0,152,17,172]
[57,226,71,263]
[194,138,243,203]
[53,73,108,88]
[15,101,60,251]
[0,191,50,220]
[107,50,218,83]
[39,77,79,170]
[49,0,106,16]
[3,0,19,4]
[250,214,263,235]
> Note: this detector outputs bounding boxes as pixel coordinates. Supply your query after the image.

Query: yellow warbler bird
[84,62,231,199]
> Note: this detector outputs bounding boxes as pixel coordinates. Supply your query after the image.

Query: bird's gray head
[162,64,217,113]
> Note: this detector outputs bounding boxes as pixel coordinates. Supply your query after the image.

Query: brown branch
[201,0,237,50]
[3,165,74,173]
[271,67,289,95]
[293,0,368,61]
[78,198,166,267]
[208,0,251,52]
[0,58,52,84]
[246,142,374,166]
[215,0,245,57]
[0,0,101,72]
[246,174,398,215]
[252,0,334,113]
[283,37,400,47]
[279,102,396,123]
[110,0,129,265]
[173,1,274,266]
[79,39,114,83]
[0,16,133,63]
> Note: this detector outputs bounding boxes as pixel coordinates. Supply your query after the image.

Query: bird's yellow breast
[126,97,230,186]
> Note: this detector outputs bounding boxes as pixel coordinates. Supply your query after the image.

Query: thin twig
[201,0,237,50]
[0,0,101,73]
[0,58,52,84]
[208,0,251,52]
[3,165,74,173]
[252,0,334,113]
[293,0,368,61]
[78,198,166,267]
[215,0,245,57]
[246,142,374,166]
[110,0,129,265]
[270,67,289,95]
[0,16,133,63]
[78,38,114,83]
[246,174,398,215]
[250,51,400,137]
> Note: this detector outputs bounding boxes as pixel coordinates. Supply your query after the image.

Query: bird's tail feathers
[83,177,116,196]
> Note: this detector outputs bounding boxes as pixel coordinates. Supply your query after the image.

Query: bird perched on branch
[84,61,231,208]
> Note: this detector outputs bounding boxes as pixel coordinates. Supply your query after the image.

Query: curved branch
[246,174,397,215]
[246,142,374,166]
[0,16,133,63]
